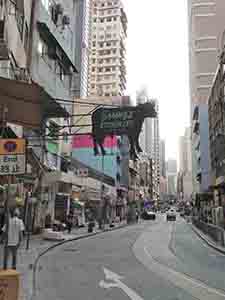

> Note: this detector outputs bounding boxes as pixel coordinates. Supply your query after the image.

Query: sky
[123,0,190,160]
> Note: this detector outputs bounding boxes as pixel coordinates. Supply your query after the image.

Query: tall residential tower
[188,0,225,193]
[88,0,127,97]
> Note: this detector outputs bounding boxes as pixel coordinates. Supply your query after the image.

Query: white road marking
[99,267,145,300]
[144,247,225,299]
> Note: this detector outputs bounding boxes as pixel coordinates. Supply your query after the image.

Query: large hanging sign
[0,139,26,175]
[92,102,157,159]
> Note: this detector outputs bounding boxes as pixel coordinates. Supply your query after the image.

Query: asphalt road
[34,215,225,300]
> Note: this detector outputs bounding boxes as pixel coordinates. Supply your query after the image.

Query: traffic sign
[0,139,26,175]
[0,139,25,155]
[0,154,26,175]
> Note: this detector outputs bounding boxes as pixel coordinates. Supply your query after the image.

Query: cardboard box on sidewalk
[0,269,20,300]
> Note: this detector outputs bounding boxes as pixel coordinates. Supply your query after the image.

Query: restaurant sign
[0,139,26,175]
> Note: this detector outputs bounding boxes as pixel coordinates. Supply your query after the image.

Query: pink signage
[72,134,117,149]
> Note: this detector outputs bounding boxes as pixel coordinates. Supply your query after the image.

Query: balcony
[0,19,9,60]
[38,1,74,65]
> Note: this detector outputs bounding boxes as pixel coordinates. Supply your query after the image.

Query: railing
[192,218,225,246]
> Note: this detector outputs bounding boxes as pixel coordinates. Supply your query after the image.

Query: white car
[166,209,176,221]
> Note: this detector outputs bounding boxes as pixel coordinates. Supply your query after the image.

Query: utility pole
[1,105,11,270]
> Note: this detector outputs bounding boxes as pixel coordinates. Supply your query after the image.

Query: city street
[33,215,225,300]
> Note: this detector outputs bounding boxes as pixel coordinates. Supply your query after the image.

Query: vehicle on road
[141,210,156,220]
[166,209,176,221]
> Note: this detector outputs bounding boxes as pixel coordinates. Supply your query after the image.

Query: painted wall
[72,134,120,180]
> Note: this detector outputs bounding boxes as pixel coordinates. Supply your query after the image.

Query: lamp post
[26,196,37,250]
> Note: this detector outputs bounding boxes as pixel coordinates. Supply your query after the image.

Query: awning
[37,22,78,73]
[0,77,69,128]
[0,126,18,138]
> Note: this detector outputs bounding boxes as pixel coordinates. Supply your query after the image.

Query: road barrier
[192,218,225,246]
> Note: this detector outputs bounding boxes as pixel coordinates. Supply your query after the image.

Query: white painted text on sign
[0,154,26,175]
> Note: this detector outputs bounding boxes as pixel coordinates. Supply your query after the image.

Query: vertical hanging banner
[0,139,26,175]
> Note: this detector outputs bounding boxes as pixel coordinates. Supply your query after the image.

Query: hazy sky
[123,0,190,160]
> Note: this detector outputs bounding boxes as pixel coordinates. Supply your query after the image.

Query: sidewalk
[191,223,225,255]
[16,221,127,300]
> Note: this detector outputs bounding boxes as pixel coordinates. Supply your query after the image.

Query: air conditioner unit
[62,15,70,26]
[55,3,64,15]
[48,48,57,59]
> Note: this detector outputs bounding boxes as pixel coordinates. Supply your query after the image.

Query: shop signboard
[0,139,26,175]
[91,102,157,158]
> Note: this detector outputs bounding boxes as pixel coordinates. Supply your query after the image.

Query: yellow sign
[0,270,20,300]
[0,139,25,155]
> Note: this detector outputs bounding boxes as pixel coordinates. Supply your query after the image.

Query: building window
[92,58,96,63]
[41,0,50,11]
[92,67,95,72]
[24,22,29,53]
[16,12,24,41]
[37,40,44,55]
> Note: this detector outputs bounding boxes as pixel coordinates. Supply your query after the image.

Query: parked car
[167,209,176,221]
[142,210,156,220]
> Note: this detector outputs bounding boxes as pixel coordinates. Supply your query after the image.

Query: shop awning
[0,76,70,129]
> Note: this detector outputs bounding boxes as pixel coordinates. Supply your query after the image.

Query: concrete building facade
[73,0,90,97]
[188,0,225,194]
[159,139,166,178]
[88,0,127,97]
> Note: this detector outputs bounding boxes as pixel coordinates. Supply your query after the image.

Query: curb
[31,222,130,299]
[190,224,225,255]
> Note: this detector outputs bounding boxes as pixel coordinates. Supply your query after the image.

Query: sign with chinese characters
[0,139,26,175]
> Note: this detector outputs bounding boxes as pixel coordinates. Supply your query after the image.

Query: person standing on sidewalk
[2,208,24,269]
[66,213,73,234]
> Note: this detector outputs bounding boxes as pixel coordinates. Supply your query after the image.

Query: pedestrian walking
[2,208,24,269]
[66,213,73,234]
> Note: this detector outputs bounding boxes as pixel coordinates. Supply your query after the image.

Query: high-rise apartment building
[166,159,177,196]
[179,127,192,174]
[149,100,160,201]
[136,90,160,202]
[88,0,127,97]
[188,1,225,193]
[179,127,193,201]
[160,140,166,178]
[73,0,90,97]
